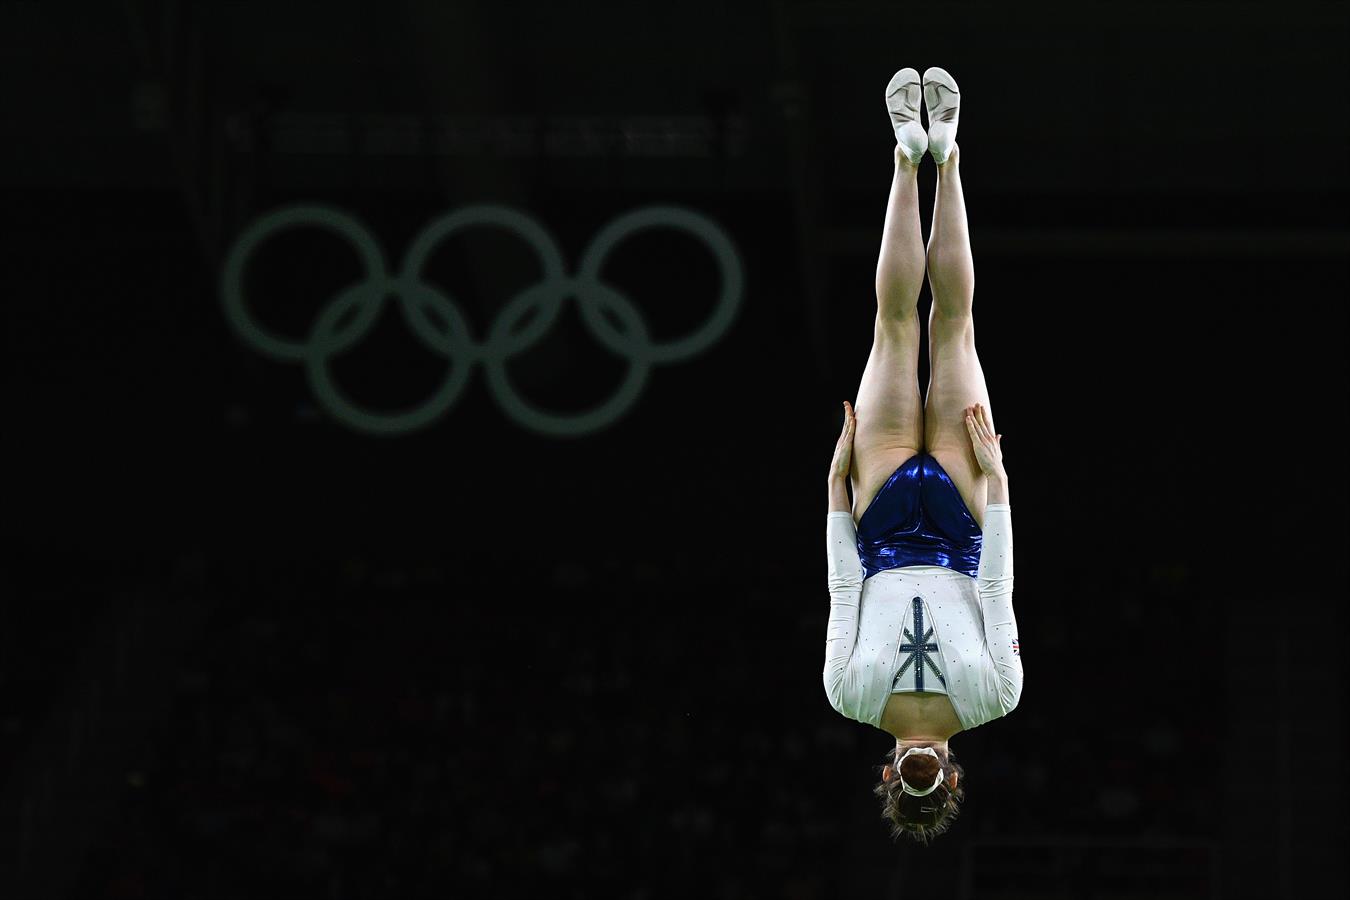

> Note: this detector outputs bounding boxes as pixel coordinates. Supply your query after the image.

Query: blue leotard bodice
[856,452,982,580]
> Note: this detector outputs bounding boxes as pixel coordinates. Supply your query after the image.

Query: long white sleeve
[823,511,864,716]
[976,503,1022,714]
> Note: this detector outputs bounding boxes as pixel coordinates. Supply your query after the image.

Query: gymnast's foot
[885,67,926,166]
[922,66,961,165]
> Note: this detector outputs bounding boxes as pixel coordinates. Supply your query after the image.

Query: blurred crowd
[3,546,1219,899]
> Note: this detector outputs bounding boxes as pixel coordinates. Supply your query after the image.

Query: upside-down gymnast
[823,66,1022,844]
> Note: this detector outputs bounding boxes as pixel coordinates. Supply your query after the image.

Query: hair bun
[899,752,941,784]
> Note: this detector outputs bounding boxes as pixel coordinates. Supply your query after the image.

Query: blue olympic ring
[220,204,744,435]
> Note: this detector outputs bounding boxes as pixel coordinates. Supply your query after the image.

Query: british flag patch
[1012,638,1020,655]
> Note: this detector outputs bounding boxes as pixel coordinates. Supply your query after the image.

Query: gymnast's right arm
[824,509,864,714]
[823,402,863,715]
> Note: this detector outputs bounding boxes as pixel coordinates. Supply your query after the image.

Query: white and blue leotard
[823,503,1022,732]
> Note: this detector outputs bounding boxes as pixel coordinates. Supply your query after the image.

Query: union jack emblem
[1011,637,1019,655]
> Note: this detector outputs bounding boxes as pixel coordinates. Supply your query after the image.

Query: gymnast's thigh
[851,315,923,522]
[923,313,992,528]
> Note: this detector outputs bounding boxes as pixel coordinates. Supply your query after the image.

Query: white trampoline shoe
[885,68,926,165]
[922,66,960,164]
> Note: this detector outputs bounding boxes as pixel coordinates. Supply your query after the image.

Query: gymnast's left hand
[964,402,1005,478]
[829,401,856,482]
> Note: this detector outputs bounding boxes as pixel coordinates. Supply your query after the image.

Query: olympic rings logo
[221,204,743,436]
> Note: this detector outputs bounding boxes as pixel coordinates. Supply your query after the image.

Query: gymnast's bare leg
[922,142,995,529]
[848,145,926,523]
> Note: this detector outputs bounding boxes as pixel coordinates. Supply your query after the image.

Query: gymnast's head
[874,742,965,843]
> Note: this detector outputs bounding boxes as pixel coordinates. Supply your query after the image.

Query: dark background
[2,1,1347,897]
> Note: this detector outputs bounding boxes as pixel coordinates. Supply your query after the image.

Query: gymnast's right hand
[829,401,856,481]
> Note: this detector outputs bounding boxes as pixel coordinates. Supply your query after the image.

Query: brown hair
[873,745,966,844]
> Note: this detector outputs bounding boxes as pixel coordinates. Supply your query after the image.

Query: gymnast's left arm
[977,497,1022,714]
[966,403,1023,714]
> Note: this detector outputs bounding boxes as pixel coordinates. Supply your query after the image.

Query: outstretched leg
[851,146,925,522]
[923,144,994,527]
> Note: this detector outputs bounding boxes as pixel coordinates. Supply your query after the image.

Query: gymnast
[824,66,1022,844]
